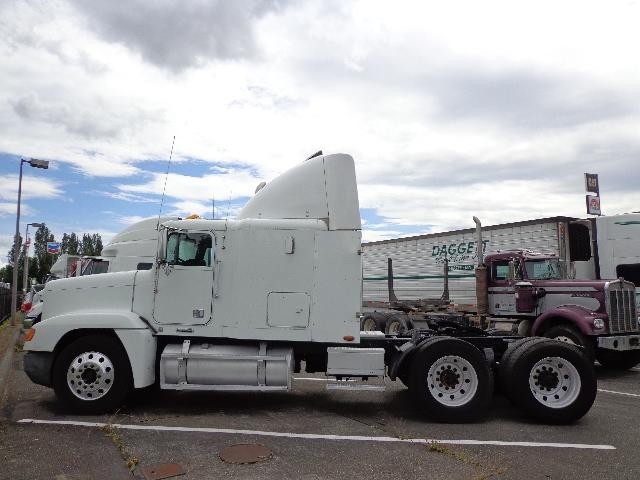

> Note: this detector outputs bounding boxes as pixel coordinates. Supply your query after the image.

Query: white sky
[1,0,639,266]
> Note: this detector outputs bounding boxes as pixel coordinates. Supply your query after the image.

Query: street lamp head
[29,222,44,228]
[28,158,49,169]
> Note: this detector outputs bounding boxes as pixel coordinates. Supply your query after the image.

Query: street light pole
[10,158,49,327]
[23,222,44,297]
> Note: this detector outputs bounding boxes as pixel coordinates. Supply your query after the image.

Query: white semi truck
[24,217,178,328]
[23,153,598,423]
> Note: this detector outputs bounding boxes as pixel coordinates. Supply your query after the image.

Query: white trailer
[23,153,598,423]
[362,214,640,306]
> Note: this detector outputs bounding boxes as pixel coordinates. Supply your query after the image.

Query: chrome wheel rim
[529,356,581,409]
[67,351,114,401]
[427,355,478,407]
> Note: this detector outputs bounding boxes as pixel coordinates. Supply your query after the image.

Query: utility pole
[11,158,48,326]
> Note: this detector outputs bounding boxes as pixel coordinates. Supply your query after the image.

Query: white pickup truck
[23,153,597,423]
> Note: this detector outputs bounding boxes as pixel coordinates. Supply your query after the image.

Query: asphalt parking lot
[1,347,640,480]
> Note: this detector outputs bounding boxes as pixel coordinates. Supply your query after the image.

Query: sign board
[586,195,601,216]
[584,173,599,194]
[46,242,60,254]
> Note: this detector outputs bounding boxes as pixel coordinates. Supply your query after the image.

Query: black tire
[360,313,385,332]
[52,334,133,413]
[385,314,411,336]
[497,337,542,394]
[408,336,493,422]
[543,325,595,361]
[596,349,640,370]
[502,339,596,423]
[398,371,410,389]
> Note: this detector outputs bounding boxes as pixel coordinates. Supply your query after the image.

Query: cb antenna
[157,135,176,228]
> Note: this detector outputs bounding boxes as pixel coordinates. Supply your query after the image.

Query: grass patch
[427,441,507,479]
[101,415,140,472]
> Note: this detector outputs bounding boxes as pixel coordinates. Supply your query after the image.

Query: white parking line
[598,388,640,398]
[17,419,615,450]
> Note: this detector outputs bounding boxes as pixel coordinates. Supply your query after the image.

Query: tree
[7,234,22,269]
[94,234,103,256]
[33,224,57,283]
[4,234,24,291]
[80,233,103,256]
[61,233,81,255]
[3,227,103,283]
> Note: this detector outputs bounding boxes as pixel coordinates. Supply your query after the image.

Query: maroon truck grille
[606,280,639,334]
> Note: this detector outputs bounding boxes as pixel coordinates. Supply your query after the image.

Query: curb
[0,326,22,406]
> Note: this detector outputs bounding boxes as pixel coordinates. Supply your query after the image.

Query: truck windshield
[525,259,563,280]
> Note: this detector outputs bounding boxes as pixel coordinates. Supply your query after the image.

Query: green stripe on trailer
[363,274,477,281]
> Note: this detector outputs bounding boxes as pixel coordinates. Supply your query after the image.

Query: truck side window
[492,261,510,280]
[166,232,213,267]
[569,223,592,261]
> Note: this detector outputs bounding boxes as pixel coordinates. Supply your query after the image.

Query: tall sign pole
[10,160,25,326]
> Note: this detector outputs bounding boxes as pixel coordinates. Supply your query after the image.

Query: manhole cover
[140,462,185,480]
[219,443,273,464]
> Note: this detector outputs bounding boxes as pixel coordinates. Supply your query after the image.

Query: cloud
[98,191,158,203]
[11,91,159,141]
[0,233,15,268]
[422,69,637,131]
[0,175,64,203]
[117,167,261,203]
[362,229,404,243]
[0,202,30,217]
[68,0,290,72]
[1,0,640,248]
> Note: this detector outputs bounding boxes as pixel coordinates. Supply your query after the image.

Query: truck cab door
[488,258,523,315]
[153,230,214,325]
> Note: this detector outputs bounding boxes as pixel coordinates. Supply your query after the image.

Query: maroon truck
[364,250,640,370]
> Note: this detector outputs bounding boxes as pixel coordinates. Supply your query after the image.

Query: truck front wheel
[52,334,132,413]
[596,349,640,370]
[408,337,493,422]
[543,325,595,361]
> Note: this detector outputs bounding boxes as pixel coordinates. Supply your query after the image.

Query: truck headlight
[593,318,605,330]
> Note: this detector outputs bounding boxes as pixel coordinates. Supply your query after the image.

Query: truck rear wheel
[360,313,385,332]
[52,334,132,413]
[596,349,640,370]
[501,339,596,423]
[408,337,493,422]
[497,337,541,393]
[385,314,411,335]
